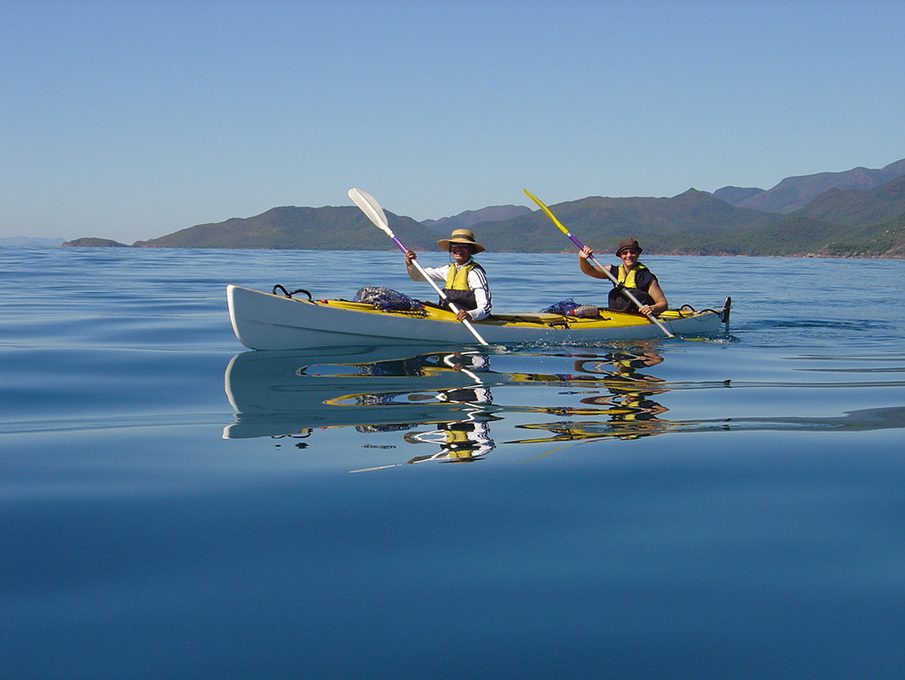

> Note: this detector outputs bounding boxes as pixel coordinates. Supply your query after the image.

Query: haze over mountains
[59,157,905,257]
[0,236,65,248]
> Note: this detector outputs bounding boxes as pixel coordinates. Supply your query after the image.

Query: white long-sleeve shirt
[406,261,492,320]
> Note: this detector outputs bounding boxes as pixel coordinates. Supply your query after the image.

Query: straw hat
[437,228,485,253]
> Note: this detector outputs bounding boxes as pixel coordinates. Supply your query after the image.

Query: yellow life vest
[445,262,477,290]
[616,262,648,289]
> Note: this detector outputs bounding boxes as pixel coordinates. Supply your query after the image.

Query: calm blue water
[2,247,904,678]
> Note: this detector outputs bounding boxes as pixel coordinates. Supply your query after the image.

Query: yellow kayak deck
[318,298,705,329]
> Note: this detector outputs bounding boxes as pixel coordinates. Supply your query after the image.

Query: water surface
[2,248,904,678]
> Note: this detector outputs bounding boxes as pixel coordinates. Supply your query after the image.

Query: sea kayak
[226,284,731,351]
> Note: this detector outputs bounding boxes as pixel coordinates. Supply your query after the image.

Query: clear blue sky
[2,0,904,242]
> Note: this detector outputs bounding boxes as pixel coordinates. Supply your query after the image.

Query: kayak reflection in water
[403,352,496,463]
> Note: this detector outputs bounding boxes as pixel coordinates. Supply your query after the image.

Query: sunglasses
[619,248,640,256]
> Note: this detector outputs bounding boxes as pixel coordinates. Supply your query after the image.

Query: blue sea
[2,247,905,679]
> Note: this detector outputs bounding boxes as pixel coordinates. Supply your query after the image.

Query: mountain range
[714,158,905,213]
[63,157,905,257]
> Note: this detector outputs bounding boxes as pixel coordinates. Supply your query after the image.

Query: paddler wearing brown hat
[578,237,668,316]
[404,228,491,322]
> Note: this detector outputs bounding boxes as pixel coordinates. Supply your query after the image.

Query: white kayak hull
[227,284,729,351]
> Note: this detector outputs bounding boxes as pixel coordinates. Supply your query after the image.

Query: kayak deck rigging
[278,290,726,329]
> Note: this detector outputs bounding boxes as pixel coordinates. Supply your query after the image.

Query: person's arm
[404,249,421,281]
[404,250,444,282]
[640,278,668,316]
[578,246,612,280]
[406,261,426,282]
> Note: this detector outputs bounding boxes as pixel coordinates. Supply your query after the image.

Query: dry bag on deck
[355,286,426,313]
[540,298,599,318]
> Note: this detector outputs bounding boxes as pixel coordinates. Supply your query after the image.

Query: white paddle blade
[348,187,393,237]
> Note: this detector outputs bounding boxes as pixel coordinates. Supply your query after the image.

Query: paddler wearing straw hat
[404,228,492,322]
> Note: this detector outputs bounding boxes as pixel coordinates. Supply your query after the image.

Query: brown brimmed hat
[438,228,485,253]
[615,237,642,256]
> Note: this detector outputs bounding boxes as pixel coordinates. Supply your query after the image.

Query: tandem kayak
[226,284,731,351]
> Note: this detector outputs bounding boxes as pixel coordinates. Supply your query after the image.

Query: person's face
[619,248,640,266]
[450,243,472,264]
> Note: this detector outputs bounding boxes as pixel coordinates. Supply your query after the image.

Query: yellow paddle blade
[523,188,570,235]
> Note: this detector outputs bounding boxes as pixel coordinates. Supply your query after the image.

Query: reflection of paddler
[549,390,668,441]
[574,349,663,381]
[610,399,668,423]
[400,350,496,463]
[435,351,492,405]
[349,409,497,473]
[579,377,669,430]
[580,390,668,408]
[508,348,671,445]
[574,350,667,420]
[507,421,617,444]
[509,416,670,443]
[606,412,670,439]
[404,419,495,463]
[507,349,666,388]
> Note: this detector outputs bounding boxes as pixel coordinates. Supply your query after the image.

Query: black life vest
[608,263,656,312]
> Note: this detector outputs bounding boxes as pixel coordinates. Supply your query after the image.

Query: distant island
[61,237,130,248]
[62,157,905,258]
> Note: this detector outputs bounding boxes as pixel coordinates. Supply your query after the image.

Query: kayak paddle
[347,188,489,346]
[523,189,674,339]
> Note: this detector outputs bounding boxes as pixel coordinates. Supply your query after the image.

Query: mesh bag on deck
[540,298,599,318]
[355,286,426,313]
